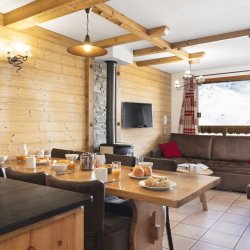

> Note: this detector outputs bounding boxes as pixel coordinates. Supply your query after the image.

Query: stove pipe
[105,61,117,144]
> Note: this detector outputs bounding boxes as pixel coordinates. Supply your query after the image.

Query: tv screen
[122,102,153,128]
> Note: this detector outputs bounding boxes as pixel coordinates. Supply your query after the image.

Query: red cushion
[159,141,182,158]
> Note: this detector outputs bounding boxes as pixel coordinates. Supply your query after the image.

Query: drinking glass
[111,161,121,181]
[96,154,106,167]
[16,143,28,161]
[44,150,52,166]
[36,147,45,158]
[65,154,79,171]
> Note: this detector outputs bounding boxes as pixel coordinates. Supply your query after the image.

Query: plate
[139,180,176,191]
[128,172,148,180]
[56,170,73,175]
[36,159,48,165]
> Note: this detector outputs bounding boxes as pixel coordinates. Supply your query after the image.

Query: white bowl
[0,155,8,163]
[51,163,67,173]
[138,162,153,168]
[65,154,79,161]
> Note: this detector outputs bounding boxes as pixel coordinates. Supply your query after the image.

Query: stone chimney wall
[93,61,107,151]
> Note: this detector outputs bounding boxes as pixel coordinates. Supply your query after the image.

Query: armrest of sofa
[151,148,162,158]
[247,184,250,199]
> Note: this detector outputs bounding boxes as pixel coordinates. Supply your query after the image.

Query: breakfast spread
[145,175,171,188]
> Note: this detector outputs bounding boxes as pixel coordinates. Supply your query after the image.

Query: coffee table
[177,165,213,211]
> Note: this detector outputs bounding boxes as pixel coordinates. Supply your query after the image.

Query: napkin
[178,163,208,170]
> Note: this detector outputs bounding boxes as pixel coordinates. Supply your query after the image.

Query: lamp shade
[67,44,107,57]
[66,9,107,58]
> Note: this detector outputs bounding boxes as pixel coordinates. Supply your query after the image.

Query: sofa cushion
[151,148,163,158]
[212,136,250,161]
[159,141,182,158]
[170,133,213,160]
[208,160,250,175]
[212,172,250,193]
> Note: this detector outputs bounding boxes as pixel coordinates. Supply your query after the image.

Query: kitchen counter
[0,177,92,235]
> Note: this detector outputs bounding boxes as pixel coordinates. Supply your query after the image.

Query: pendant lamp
[174,61,205,90]
[67,8,107,57]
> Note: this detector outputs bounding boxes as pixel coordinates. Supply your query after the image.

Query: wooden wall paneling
[0,25,88,155]
[86,58,94,152]
[118,64,171,156]
[0,27,68,55]
[116,65,121,142]
[0,13,3,26]
[23,26,81,47]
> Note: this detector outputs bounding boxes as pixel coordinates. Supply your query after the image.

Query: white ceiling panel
[0,0,34,13]
[109,0,250,42]
[1,0,250,73]
[39,9,128,42]
[154,37,250,73]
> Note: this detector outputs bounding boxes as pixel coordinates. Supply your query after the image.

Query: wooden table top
[4,159,220,208]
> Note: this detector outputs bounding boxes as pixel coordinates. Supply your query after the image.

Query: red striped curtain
[178,77,198,134]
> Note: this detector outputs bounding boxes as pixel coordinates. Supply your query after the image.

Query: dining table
[3,159,220,250]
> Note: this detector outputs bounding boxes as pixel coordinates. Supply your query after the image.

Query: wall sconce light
[7,43,32,73]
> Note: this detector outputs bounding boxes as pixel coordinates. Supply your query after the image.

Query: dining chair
[0,167,6,178]
[51,148,74,158]
[46,175,131,250]
[104,153,136,217]
[144,156,178,250]
[5,167,47,185]
[143,157,178,171]
[104,153,136,167]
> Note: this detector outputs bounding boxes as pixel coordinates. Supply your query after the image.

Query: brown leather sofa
[151,133,250,192]
[247,185,250,199]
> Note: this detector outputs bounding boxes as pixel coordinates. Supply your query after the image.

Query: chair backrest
[105,153,136,167]
[5,167,47,185]
[0,167,6,178]
[73,151,84,160]
[143,157,178,172]
[46,175,104,233]
[51,148,83,160]
[51,148,74,158]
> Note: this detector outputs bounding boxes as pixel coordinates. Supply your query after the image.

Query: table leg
[199,193,208,211]
[130,200,164,250]
[165,206,174,250]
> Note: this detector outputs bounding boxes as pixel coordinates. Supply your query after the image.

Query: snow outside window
[198,80,250,125]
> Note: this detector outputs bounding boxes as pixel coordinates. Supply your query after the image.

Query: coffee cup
[95,167,107,182]
[26,155,36,169]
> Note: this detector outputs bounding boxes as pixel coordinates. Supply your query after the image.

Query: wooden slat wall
[118,64,171,156]
[0,26,87,155]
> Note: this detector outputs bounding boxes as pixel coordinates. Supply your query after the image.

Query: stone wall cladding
[93,61,107,151]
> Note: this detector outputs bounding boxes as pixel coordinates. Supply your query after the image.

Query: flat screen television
[122,102,153,128]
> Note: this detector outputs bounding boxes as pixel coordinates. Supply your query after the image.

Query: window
[198,80,250,126]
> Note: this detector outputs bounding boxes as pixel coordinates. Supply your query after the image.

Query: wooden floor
[163,190,250,250]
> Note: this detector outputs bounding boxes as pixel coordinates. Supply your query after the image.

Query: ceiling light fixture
[67,8,107,57]
[174,61,205,90]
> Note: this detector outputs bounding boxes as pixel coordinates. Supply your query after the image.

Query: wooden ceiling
[0,0,249,68]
